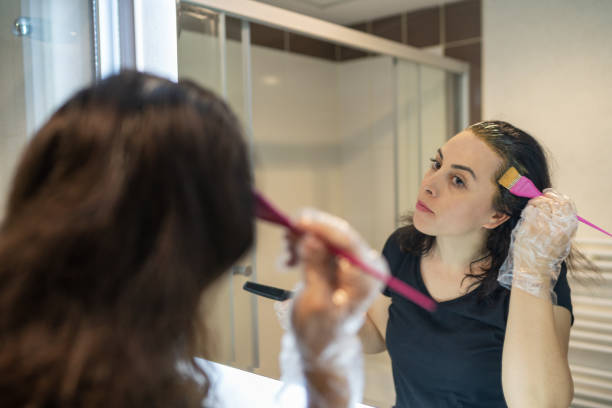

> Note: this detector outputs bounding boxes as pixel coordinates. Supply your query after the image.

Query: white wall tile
[483,0,612,241]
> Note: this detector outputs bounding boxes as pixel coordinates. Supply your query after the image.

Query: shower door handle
[12,17,32,37]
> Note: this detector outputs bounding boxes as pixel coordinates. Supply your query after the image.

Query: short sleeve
[553,261,574,325]
[381,230,403,297]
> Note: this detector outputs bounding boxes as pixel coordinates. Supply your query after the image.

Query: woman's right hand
[279,209,389,408]
[289,209,388,355]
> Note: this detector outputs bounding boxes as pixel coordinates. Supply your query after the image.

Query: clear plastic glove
[278,208,389,408]
[498,188,577,303]
[274,297,293,332]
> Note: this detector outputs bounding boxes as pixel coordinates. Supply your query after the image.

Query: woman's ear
[483,211,510,230]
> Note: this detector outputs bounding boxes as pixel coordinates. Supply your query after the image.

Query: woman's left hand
[510,188,578,299]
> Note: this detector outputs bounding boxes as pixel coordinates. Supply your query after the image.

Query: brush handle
[577,215,612,238]
[510,178,612,238]
[254,190,436,311]
[326,242,437,312]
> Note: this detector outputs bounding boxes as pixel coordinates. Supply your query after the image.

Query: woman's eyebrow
[438,148,477,180]
[451,164,477,180]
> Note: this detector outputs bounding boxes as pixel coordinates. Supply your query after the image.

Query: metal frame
[183,0,469,74]
[240,19,259,370]
[460,71,470,129]
[133,0,178,80]
[96,0,178,81]
[181,0,470,130]
[91,0,102,81]
[96,0,135,78]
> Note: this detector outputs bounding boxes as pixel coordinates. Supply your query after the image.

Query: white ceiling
[253,0,460,25]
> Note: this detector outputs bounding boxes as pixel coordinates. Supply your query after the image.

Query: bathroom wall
[250,49,397,408]
[483,2,612,405]
[336,56,396,250]
[335,0,482,125]
[335,55,397,407]
[249,43,343,379]
[482,0,612,242]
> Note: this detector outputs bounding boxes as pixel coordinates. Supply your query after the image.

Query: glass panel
[223,18,256,372]
[178,6,221,94]
[177,6,246,120]
[249,30,396,405]
[420,64,450,173]
[446,72,463,136]
[177,6,255,370]
[396,59,420,226]
[0,0,94,219]
[396,63,459,225]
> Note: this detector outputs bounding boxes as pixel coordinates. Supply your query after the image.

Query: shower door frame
[182,0,471,229]
[181,0,470,129]
[178,0,471,373]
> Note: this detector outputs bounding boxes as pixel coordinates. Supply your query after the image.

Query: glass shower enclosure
[176,1,469,406]
[0,0,95,220]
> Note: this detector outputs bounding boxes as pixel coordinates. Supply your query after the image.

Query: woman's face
[413,130,507,237]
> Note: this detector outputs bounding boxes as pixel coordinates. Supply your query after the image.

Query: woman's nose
[422,173,439,197]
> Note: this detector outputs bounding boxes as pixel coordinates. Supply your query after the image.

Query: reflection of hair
[398,120,595,297]
[0,71,254,406]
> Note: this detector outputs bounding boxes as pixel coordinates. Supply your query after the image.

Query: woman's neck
[429,229,488,276]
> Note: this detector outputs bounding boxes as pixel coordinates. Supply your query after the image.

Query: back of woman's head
[0,71,253,406]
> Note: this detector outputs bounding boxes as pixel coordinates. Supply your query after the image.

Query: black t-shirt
[381,230,573,408]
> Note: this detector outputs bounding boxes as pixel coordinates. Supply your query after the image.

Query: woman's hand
[278,208,388,408]
[502,190,576,407]
[510,188,578,301]
[290,209,388,356]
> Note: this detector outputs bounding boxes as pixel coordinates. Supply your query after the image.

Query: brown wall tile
[349,22,368,33]
[338,23,369,61]
[372,14,402,43]
[337,47,369,61]
[405,7,440,48]
[445,42,482,124]
[250,22,285,50]
[289,33,337,61]
[444,0,481,43]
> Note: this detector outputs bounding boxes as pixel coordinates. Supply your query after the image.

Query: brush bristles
[498,167,521,189]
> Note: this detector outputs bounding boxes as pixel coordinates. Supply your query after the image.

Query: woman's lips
[416,200,434,214]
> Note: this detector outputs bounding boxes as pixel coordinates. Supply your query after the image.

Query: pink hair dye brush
[498,167,612,238]
[253,190,437,312]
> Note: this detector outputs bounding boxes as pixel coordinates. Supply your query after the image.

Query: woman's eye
[429,158,441,170]
[452,176,465,187]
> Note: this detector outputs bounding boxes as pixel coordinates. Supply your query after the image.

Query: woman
[0,71,382,407]
[360,121,583,407]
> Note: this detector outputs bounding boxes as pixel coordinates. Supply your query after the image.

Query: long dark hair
[397,120,594,297]
[0,71,254,406]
